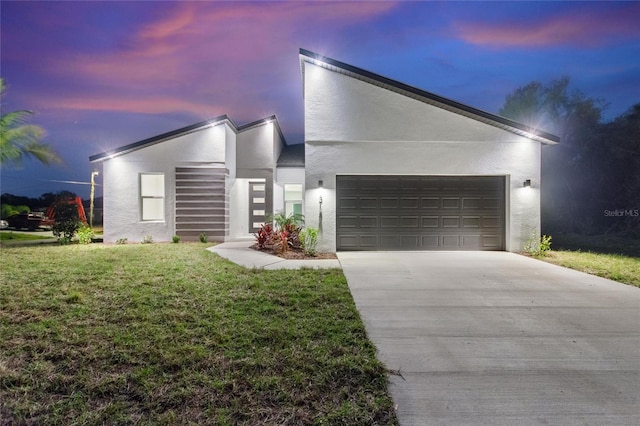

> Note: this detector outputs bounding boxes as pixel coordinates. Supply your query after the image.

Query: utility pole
[90,170,99,228]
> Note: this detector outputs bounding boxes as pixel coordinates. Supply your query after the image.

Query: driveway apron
[337,251,640,426]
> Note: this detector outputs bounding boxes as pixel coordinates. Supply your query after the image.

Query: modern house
[90,49,558,251]
[89,116,305,243]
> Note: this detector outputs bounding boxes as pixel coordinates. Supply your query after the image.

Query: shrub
[269,212,304,230]
[539,234,552,255]
[77,226,94,244]
[524,231,552,257]
[142,235,154,244]
[272,229,290,254]
[254,212,304,253]
[283,223,301,250]
[172,235,180,243]
[299,227,319,256]
[115,238,128,245]
[199,232,208,243]
[51,201,81,243]
[255,223,274,249]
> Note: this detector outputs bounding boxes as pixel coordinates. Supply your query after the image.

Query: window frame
[140,173,165,222]
[283,183,303,217]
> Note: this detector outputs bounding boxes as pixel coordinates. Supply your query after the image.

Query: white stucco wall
[102,123,230,243]
[303,62,542,252]
[224,125,238,239]
[237,121,279,171]
[273,125,284,172]
[229,178,250,238]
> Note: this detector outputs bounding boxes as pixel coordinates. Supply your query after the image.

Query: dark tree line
[1,191,78,212]
[1,191,103,219]
[499,77,639,238]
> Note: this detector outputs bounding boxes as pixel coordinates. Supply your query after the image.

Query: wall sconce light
[523,179,531,188]
[318,180,323,188]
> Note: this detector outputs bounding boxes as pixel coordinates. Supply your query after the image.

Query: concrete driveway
[337,251,640,426]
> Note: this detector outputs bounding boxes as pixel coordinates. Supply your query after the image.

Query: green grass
[552,232,640,257]
[0,244,397,425]
[542,250,640,287]
[0,231,54,242]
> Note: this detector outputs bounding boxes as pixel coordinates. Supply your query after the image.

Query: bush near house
[51,201,82,243]
[299,227,319,256]
[254,212,305,254]
[255,223,274,249]
[76,226,95,244]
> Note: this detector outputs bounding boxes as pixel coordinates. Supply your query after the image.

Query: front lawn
[0,244,397,425]
[0,231,54,242]
[542,250,640,287]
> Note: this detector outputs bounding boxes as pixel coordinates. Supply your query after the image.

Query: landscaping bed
[250,243,337,260]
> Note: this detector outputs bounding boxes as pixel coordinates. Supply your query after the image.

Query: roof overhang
[299,48,559,145]
[89,114,287,163]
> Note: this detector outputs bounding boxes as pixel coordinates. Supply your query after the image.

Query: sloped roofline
[89,114,287,162]
[299,48,559,145]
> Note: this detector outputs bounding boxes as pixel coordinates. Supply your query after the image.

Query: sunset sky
[1,1,639,198]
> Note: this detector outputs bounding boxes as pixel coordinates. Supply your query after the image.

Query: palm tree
[0,78,62,167]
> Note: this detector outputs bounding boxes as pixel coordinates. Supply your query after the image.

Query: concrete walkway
[208,240,341,269]
[338,251,640,426]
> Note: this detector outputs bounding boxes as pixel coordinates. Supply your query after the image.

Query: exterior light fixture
[318,180,323,188]
[523,179,531,188]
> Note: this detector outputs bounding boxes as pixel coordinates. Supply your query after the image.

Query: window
[140,173,165,221]
[284,183,303,217]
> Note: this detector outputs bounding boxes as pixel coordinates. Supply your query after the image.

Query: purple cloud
[30,1,397,121]
[453,3,640,48]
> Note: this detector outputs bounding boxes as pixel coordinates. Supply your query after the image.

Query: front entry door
[249,182,266,233]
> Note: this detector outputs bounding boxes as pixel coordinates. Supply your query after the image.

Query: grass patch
[0,231,54,242]
[0,244,397,425]
[543,250,640,287]
[552,232,640,257]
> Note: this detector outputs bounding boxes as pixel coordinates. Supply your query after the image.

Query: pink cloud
[53,95,225,116]
[139,5,196,39]
[46,1,397,118]
[454,4,640,48]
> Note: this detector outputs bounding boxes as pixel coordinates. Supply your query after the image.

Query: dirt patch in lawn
[250,244,337,260]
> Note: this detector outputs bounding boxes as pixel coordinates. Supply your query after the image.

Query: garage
[336,175,505,251]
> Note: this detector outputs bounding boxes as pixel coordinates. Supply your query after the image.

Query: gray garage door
[336,175,505,251]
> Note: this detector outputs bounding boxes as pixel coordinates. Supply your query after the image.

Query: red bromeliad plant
[273,229,289,253]
[283,223,301,250]
[254,212,304,253]
[255,223,274,249]
[271,226,299,254]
